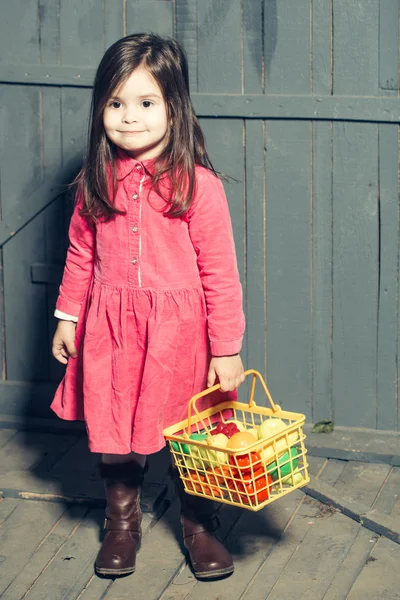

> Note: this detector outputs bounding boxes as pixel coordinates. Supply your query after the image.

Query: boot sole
[193,565,234,580]
[95,565,136,576]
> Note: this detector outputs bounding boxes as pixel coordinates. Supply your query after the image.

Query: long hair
[77,33,217,221]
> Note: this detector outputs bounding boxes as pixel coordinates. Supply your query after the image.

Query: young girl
[51,33,245,580]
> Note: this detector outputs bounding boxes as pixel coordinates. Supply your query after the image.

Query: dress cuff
[210,338,243,357]
[54,309,78,322]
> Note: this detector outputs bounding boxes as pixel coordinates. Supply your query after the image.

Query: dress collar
[115,148,157,180]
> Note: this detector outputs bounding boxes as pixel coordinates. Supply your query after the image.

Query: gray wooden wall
[1,0,400,430]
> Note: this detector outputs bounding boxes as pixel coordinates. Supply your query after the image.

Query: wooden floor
[1,419,400,600]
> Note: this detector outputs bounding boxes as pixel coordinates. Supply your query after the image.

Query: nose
[122,105,139,124]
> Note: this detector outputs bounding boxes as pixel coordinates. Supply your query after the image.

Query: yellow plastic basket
[163,369,309,512]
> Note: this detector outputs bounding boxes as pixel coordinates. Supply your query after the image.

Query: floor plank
[238,458,351,600]
[373,466,400,516]
[1,505,88,600]
[347,536,400,599]
[0,500,66,596]
[162,491,305,600]
[266,511,361,599]
[323,527,378,600]
[0,431,78,474]
[20,507,105,600]
[331,460,390,507]
[311,458,391,599]
[0,428,17,449]
[0,497,20,525]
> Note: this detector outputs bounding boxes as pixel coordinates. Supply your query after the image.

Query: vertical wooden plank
[0,0,39,64]
[42,88,62,180]
[104,0,124,51]
[377,124,398,430]
[332,122,379,428]
[311,1,333,422]
[312,0,332,95]
[243,0,263,94]
[126,1,174,37]
[175,0,198,92]
[0,248,5,380]
[376,0,399,430]
[197,0,242,93]
[312,122,333,423]
[379,0,399,91]
[332,0,379,96]
[3,215,49,381]
[60,0,104,66]
[200,118,247,369]
[39,0,61,64]
[262,0,312,419]
[245,121,266,379]
[0,86,43,214]
[265,121,312,419]
[264,0,310,94]
[332,0,379,428]
[61,88,92,168]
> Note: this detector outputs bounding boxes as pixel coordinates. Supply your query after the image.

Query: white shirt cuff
[54,309,78,322]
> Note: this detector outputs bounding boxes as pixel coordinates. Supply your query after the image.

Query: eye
[141,100,154,108]
[109,100,121,109]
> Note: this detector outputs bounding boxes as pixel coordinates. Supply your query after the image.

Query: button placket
[128,169,142,286]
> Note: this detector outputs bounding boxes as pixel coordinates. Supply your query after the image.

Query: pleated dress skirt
[51,279,237,455]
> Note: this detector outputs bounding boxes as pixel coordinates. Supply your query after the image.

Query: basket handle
[186,369,279,437]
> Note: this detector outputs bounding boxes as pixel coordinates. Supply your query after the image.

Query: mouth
[119,131,146,135]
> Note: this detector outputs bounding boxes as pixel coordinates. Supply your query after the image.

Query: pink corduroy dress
[51,152,245,455]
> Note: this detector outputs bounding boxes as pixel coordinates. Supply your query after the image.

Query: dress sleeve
[55,201,96,317]
[187,170,245,356]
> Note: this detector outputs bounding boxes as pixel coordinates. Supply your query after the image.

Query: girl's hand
[207,355,245,392]
[52,320,78,364]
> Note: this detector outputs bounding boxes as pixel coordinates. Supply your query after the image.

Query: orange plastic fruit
[226,431,258,450]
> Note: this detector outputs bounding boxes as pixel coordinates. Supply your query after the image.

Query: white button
[132,257,138,264]
[132,226,138,233]
[135,164,141,170]
[132,193,138,200]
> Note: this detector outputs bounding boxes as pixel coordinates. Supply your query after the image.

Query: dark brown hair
[77,33,217,221]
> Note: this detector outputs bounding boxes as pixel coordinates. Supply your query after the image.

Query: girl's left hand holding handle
[52,320,78,364]
[207,355,245,392]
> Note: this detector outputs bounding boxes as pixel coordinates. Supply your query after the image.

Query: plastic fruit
[229,451,262,473]
[206,464,235,486]
[257,418,287,440]
[229,470,273,505]
[267,447,299,480]
[210,433,229,448]
[226,431,258,450]
[185,470,224,498]
[281,468,304,486]
[198,433,229,466]
[245,427,259,439]
[212,421,240,438]
[229,419,245,431]
[170,440,190,454]
[259,430,299,465]
[183,455,203,470]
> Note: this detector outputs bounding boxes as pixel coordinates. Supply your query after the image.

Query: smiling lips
[120,130,146,134]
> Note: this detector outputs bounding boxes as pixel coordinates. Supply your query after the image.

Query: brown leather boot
[95,461,145,576]
[171,466,234,579]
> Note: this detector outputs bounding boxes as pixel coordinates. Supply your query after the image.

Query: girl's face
[103,66,170,161]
